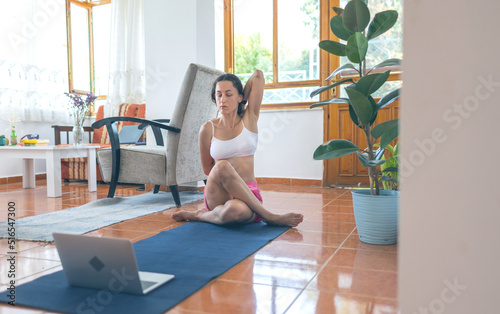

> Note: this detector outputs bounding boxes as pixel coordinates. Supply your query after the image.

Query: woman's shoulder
[200,119,216,136]
[207,117,221,128]
[204,118,219,126]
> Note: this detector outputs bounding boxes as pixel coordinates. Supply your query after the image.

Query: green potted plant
[310,0,401,244]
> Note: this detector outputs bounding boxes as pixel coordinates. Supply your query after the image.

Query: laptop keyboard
[141,280,157,290]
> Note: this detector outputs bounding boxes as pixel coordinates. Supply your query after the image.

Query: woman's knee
[212,160,236,182]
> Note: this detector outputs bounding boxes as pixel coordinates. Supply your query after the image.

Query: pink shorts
[204,181,263,222]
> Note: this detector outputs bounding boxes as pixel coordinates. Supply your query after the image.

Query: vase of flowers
[65,92,97,146]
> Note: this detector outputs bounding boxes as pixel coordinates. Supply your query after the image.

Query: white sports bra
[209,119,258,160]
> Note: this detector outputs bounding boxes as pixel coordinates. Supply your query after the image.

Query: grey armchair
[92,63,224,206]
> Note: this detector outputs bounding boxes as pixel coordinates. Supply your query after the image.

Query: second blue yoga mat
[2,222,289,314]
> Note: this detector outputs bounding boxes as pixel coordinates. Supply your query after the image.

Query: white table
[0,145,99,197]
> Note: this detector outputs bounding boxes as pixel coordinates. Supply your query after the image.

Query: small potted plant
[310,0,400,244]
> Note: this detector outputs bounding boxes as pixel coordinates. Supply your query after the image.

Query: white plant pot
[351,189,399,245]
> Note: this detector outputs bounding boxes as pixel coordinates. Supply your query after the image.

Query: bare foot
[171,209,206,222]
[263,213,303,227]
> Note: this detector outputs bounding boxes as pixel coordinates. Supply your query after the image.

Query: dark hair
[211,73,247,116]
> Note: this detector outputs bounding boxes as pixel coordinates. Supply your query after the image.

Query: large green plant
[310,0,401,195]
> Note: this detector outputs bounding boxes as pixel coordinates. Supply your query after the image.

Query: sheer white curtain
[0,0,71,124]
[105,0,146,117]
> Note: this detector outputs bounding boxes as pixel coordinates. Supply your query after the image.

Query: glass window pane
[92,3,111,96]
[263,86,319,104]
[277,0,319,82]
[70,3,91,92]
[233,0,273,84]
[339,0,403,70]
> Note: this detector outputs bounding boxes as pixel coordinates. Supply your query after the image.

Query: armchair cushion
[98,146,166,185]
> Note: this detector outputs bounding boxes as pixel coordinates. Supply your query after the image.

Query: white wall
[400,0,500,313]
[255,109,323,180]
[144,0,215,121]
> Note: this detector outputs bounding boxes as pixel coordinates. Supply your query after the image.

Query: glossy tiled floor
[0,180,398,313]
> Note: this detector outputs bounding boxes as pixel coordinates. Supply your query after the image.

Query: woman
[172,70,303,227]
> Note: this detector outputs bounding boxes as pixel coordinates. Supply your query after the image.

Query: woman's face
[215,81,242,115]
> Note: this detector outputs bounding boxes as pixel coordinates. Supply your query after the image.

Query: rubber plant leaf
[367,10,399,41]
[346,32,368,64]
[319,40,347,57]
[310,98,350,109]
[313,139,360,160]
[349,96,376,128]
[372,119,399,149]
[354,70,390,96]
[372,118,399,138]
[377,88,401,110]
[346,87,373,126]
[348,104,361,128]
[332,7,343,16]
[357,152,386,167]
[330,15,352,41]
[368,95,378,126]
[369,58,401,73]
[326,63,358,81]
[374,147,386,160]
[342,0,371,33]
[310,78,354,98]
[380,126,399,149]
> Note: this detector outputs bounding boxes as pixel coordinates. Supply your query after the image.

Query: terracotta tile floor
[0,180,398,313]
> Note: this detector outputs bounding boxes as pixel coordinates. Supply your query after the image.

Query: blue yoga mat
[2,222,289,314]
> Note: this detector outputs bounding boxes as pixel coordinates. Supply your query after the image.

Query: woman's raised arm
[243,70,265,120]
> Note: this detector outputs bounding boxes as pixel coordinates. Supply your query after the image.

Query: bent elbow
[203,162,214,176]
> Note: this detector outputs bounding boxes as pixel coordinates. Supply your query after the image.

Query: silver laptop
[118,124,145,144]
[53,232,174,295]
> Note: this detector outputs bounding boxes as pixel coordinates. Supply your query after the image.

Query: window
[66,0,111,112]
[223,0,322,108]
[222,0,403,107]
[0,0,70,123]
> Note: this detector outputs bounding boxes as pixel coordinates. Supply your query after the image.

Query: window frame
[65,0,110,113]
[223,0,328,110]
